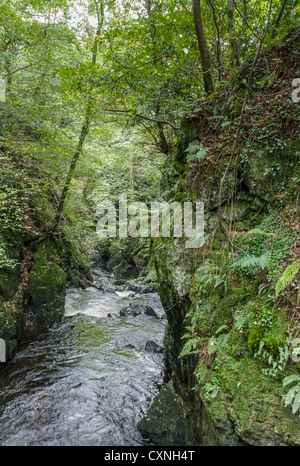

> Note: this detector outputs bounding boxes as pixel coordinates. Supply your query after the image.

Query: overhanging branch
[102,108,180,130]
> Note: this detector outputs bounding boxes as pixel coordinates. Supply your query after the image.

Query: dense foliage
[0,0,299,426]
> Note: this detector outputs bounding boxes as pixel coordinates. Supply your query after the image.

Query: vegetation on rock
[0,0,299,446]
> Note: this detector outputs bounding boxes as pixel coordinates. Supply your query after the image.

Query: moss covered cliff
[0,145,93,365]
[138,27,300,446]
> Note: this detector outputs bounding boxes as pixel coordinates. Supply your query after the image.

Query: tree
[227,0,240,68]
[54,0,105,228]
[192,0,214,94]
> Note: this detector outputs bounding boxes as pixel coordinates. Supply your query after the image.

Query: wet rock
[114,260,138,281]
[138,381,197,446]
[115,290,135,298]
[119,304,159,318]
[125,282,157,294]
[145,340,163,353]
[94,277,117,293]
[124,343,137,350]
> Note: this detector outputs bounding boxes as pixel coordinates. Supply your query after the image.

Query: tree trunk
[227,0,240,68]
[192,0,214,94]
[272,0,289,37]
[145,0,170,155]
[54,1,104,229]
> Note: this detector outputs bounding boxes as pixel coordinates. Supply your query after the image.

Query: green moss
[248,303,287,356]
[195,355,300,445]
[0,305,16,340]
[30,194,56,231]
[27,240,66,327]
[137,380,201,446]
[62,235,93,288]
[0,229,21,301]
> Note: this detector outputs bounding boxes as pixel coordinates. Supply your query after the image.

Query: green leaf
[187,146,209,162]
[283,374,300,387]
[285,386,298,407]
[275,259,300,296]
[292,390,300,414]
[215,324,229,335]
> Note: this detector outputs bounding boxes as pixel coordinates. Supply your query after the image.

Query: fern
[247,228,275,237]
[234,305,249,332]
[275,259,300,296]
[232,252,270,271]
[215,324,229,335]
[292,390,300,414]
[179,338,198,357]
[184,143,209,162]
[283,374,300,387]
[283,374,300,416]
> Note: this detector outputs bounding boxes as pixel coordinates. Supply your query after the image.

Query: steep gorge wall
[0,154,93,366]
[138,28,300,446]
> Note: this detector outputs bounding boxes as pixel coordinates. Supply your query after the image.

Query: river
[0,267,167,446]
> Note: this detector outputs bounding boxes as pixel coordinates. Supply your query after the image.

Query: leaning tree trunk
[54,1,104,229]
[272,0,289,37]
[227,0,240,68]
[192,0,214,94]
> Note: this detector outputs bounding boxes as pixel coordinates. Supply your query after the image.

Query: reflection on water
[0,271,166,446]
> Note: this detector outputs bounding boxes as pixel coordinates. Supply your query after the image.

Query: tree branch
[102,108,180,130]
[3,63,34,79]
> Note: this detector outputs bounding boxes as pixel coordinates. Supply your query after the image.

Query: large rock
[138,381,201,446]
[119,304,158,318]
[26,240,66,328]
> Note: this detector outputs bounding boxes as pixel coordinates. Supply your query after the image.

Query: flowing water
[0,267,167,446]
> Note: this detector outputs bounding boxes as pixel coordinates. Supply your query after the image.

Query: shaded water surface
[0,269,166,446]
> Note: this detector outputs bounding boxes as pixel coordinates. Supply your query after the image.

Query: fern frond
[248,228,275,237]
[282,374,300,387]
[232,252,270,271]
[292,390,300,414]
[284,386,298,407]
[179,338,198,357]
[215,324,229,335]
[275,259,300,296]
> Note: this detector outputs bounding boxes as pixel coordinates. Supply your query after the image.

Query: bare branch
[3,62,34,78]
[232,0,262,42]
[102,108,180,130]
[16,30,47,52]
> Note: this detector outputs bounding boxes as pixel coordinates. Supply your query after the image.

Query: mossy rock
[247,304,288,356]
[107,241,123,266]
[0,304,17,341]
[133,245,150,273]
[26,240,66,327]
[138,380,201,446]
[61,236,93,289]
[30,194,56,231]
[202,357,300,445]
[0,229,21,301]
[243,148,296,201]
[113,259,138,281]
[0,298,24,363]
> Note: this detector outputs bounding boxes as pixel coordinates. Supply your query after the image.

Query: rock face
[0,214,93,365]
[26,240,66,328]
[138,29,300,446]
[138,381,200,446]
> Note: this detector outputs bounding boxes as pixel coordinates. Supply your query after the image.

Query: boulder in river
[125,281,157,294]
[119,304,159,318]
[93,276,117,293]
[145,340,163,353]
